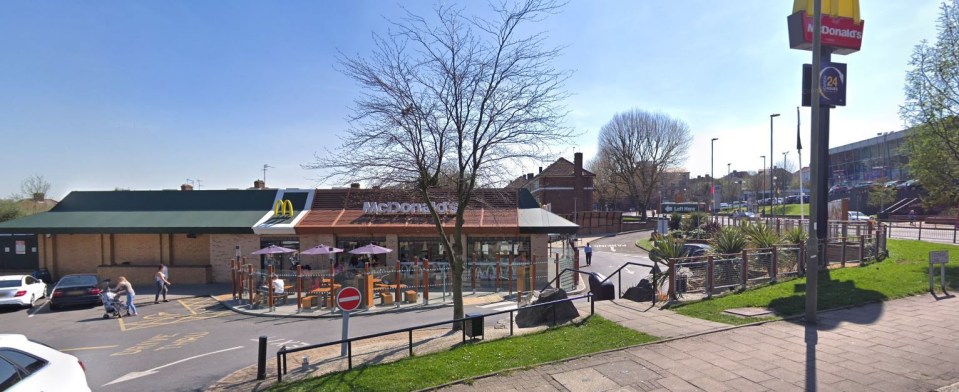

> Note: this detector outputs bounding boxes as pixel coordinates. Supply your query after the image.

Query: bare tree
[21,175,51,199]
[596,110,691,219]
[587,155,627,211]
[305,0,571,324]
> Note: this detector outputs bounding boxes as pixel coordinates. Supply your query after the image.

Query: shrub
[701,221,722,236]
[783,227,808,245]
[682,211,708,231]
[743,222,781,249]
[669,213,682,230]
[687,228,707,240]
[647,235,686,290]
[710,226,748,255]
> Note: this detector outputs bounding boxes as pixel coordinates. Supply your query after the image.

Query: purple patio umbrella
[300,244,344,255]
[348,244,393,255]
[299,244,343,271]
[251,245,297,255]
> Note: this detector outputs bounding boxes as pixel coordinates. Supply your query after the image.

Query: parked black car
[49,274,102,310]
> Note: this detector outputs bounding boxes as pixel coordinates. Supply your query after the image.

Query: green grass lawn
[270,316,657,392]
[635,237,653,250]
[672,239,959,325]
[722,204,809,216]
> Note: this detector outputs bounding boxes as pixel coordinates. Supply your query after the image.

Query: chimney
[350,183,361,189]
[253,179,265,190]
[538,167,542,174]
[574,152,584,213]
[527,173,534,180]
[32,192,44,201]
[180,184,193,191]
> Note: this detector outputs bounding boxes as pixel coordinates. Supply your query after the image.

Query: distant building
[507,153,594,215]
[829,129,909,185]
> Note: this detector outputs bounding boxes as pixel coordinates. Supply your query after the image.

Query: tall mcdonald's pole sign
[787,0,864,325]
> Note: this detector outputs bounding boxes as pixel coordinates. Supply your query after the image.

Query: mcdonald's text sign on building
[787,0,864,55]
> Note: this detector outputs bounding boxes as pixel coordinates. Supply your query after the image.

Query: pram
[100,291,125,319]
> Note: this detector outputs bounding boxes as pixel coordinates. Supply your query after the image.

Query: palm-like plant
[783,227,808,245]
[742,222,781,249]
[710,226,748,255]
[647,235,686,292]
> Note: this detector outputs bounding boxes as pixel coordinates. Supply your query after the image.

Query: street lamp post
[770,113,780,219]
[782,151,789,214]
[711,137,719,216]
[727,162,731,204]
[760,155,766,215]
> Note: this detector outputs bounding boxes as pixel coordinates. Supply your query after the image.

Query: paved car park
[0,284,487,391]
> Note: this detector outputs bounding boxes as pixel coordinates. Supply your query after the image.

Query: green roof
[0,190,279,234]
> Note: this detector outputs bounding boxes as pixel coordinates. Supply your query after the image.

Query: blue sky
[0,1,942,199]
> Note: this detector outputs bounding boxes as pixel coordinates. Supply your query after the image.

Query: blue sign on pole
[802,62,847,107]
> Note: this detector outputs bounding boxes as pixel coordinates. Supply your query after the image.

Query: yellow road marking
[60,345,119,352]
[179,298,197,315]
[118,316,126,332]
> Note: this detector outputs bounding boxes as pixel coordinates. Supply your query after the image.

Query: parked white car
[848,211,872,222]
[0,275,47,308]
[0,334,90,391]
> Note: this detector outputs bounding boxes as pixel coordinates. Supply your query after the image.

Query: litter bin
[464,313,484,339]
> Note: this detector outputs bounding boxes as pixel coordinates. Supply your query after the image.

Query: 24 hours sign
[802,62,847,107]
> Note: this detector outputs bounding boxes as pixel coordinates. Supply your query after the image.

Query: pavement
[442,294,959,392]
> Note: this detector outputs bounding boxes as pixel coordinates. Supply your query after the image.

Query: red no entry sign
[336,286,362,312]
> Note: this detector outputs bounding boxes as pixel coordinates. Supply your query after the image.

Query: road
[580,231,656,292]
[0,296,475,391]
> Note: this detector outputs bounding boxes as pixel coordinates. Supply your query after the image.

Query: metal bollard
[257,336,267,380]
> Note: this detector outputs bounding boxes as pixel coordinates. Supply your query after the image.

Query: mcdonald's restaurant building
[0,185,578,286]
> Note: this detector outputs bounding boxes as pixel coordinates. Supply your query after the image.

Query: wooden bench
[380,292,394,306]
[272,292,289,306]
[404,290,417,303]
[300,295,316,309]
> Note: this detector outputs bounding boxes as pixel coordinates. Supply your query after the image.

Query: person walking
[115,276,137,316]
[909,209,917,226]
[584,242,593,266]
[154,265,171,304]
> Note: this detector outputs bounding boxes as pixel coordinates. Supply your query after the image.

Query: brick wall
[172,234,210,266]
[53,234,103,277]
[114,234,162,264]
[210,234,260,283]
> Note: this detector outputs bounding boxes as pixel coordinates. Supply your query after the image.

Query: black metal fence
[274,293,593,383]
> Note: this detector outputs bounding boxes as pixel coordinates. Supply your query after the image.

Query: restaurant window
[467,237,530,262]
[397,237,449,263]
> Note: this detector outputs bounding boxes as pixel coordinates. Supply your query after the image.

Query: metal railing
[274,293,593,382]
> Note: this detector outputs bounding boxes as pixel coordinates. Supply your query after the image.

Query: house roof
[0,190,280,234]
[538,157,595,177]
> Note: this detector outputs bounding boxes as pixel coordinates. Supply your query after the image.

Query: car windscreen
[57,276,97,287]
[0,280,21,288]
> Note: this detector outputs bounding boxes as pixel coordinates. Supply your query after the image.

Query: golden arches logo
[792,0,861,25]
[273,199,294,217]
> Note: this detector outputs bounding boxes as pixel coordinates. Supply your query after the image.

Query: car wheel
[49,303,59,311]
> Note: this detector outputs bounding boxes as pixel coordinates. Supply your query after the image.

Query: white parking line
[27,301,48,317]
